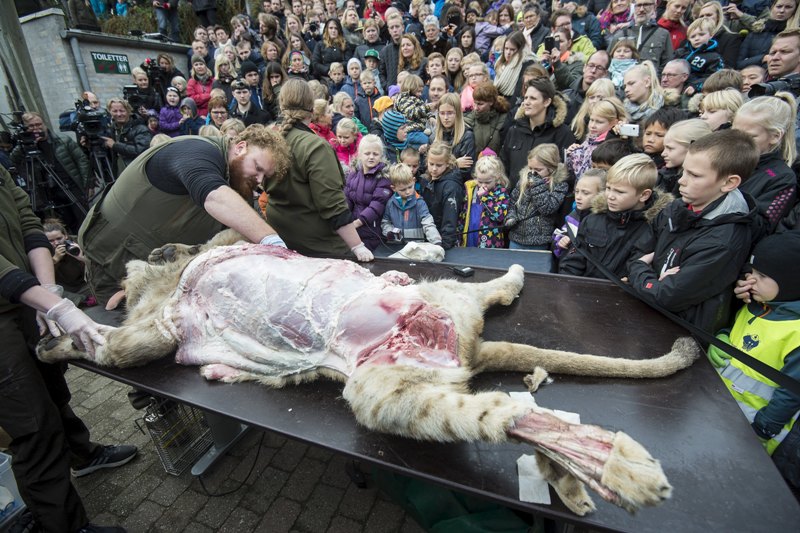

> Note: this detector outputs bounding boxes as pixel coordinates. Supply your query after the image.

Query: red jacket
[187,75,214,117]
[658,18,687,51]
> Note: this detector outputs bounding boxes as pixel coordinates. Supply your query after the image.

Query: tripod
[20,144,88,221]
[84,137,116,201]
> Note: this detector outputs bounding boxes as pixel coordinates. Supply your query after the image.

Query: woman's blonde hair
[221,43,241,71]
[518,143,567,200]
[696,1,732,35]
[198,125,221,137]
[434,92,466,147]
[214,55,235,79]
[398,34,425,71]
[700,89,743,123]
[220,118,246,136]
[473,155,509,188]
[609,39,640,60]
[571,78,616,139]
[426,141,458,177]
[624,61,664,109]
[665,118,713,146]
[736,93,798,164]
[332,91,354,114]
[311,98,330,123]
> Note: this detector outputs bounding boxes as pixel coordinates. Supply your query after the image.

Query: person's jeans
[154,8,181,42]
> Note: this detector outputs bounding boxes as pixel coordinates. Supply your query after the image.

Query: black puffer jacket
[559,190,672,279]
[439,128,476,181]
[628,190,758,333]
[11,134,91,190]
[739,150,797,236]
[500,94,576,190]
[106,118,152,174]
[419,167,465,250]
[312,41,354,79]
[737,19,786,68]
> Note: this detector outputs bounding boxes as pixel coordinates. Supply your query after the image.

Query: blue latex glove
[260,234,286,247]
[707,333,733,368]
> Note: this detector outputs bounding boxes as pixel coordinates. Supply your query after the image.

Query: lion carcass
[38,238,700,515]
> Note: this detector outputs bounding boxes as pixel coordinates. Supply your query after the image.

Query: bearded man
[78,126,291,305]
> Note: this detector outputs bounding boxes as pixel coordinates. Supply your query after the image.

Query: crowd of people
[2,0,800,530]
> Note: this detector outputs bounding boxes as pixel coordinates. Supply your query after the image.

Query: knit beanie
[240,60,259,76]
[191,54,206,66]
[347,57,362,72]
[750,231,800,301]
[382,110,408,148]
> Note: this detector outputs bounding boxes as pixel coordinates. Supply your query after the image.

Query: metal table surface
[75,258,800,532]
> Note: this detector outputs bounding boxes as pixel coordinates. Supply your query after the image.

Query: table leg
[191,411,250,476]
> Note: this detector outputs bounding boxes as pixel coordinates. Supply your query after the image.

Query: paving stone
[240,466,290,513]
[230,441,278,484]
[327,515,364,533]
[364,499,406,533]
[320,454,353,489]
[338,483,379,522]
[78,477,119,518]
[183,522,216,533]
[194,480,246,529]
[149,489,209,533]
[270,439,308,472]
[147,472,194,506]
[120,499,165,532]
[306,446,334,462]
[219,507,260,533]
[280,457,327,501]
[294,483,345,532]
[108,472,161,516]
[254,497,302,533]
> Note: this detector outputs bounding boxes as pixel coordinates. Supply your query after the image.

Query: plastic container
[0,451,25,528]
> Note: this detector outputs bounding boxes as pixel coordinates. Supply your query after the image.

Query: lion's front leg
[147,229,246,265]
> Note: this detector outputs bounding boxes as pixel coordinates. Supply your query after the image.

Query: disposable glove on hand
[46,298,113,358]
[36,284,64,337]
[260,234,287,247]
[706,333,733,368]
[351,243,374,262]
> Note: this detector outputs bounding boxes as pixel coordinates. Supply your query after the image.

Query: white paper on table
[510,391,581,503]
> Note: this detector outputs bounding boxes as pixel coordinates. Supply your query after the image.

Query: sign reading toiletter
[90,52,131,74]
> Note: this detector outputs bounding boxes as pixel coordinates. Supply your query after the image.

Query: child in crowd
[570,79,616,142]
[459,156,509,248]
[553,169,606,258]
[159,86,183,137]
[419,142,465,249]
[342,58,363,100]
[382,163,443,245]
[219,118,245,139]
[381,110,429,162]
[608,40,640,91]
[394,75,431,135]
[699,89,743,131]
[344,134,392,251]
[179,97,204,135]
[400,147,422,181]
[674,18,724,96]
[354,70,381,131]
[658,119,712,194]
[622,62,663,122]
[708,231,800,489]
[363,50,384,95]
[171,76,187,98]
[146,111,160,136]
[287,50,312,80]
[628,129,759,333]
[506,144,569,251]
[333,118,362,171]
[566,97,627,182]
[590,138,637,170]
[328,62,346,95]
[422,52,446,100]
[732,94,798,236]
[332,92,368,134]
[559,154,670,279]
[369,96,393,138]
[640,107,687,169]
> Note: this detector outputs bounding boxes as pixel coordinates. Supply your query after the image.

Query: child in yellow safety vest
[707,231,800,489]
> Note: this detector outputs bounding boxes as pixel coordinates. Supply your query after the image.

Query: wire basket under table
[138,398,213,476]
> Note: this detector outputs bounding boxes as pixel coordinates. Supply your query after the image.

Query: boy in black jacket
[559,154,671,279]
[628,130,759,333]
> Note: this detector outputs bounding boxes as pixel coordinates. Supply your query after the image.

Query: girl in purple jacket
[344,134,393,251]
[158,87,183,137]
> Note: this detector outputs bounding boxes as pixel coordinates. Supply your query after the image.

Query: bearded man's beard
[228,154,258,201]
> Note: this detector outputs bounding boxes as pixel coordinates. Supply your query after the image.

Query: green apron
[78,136,229,303]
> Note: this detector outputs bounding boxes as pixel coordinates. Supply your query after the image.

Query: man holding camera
[10,113,90,232]
[97,98,152,177]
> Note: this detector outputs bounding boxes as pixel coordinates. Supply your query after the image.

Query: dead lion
[38,229,700,516]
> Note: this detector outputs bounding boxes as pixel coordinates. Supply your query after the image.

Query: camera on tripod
[8,111,38,150]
